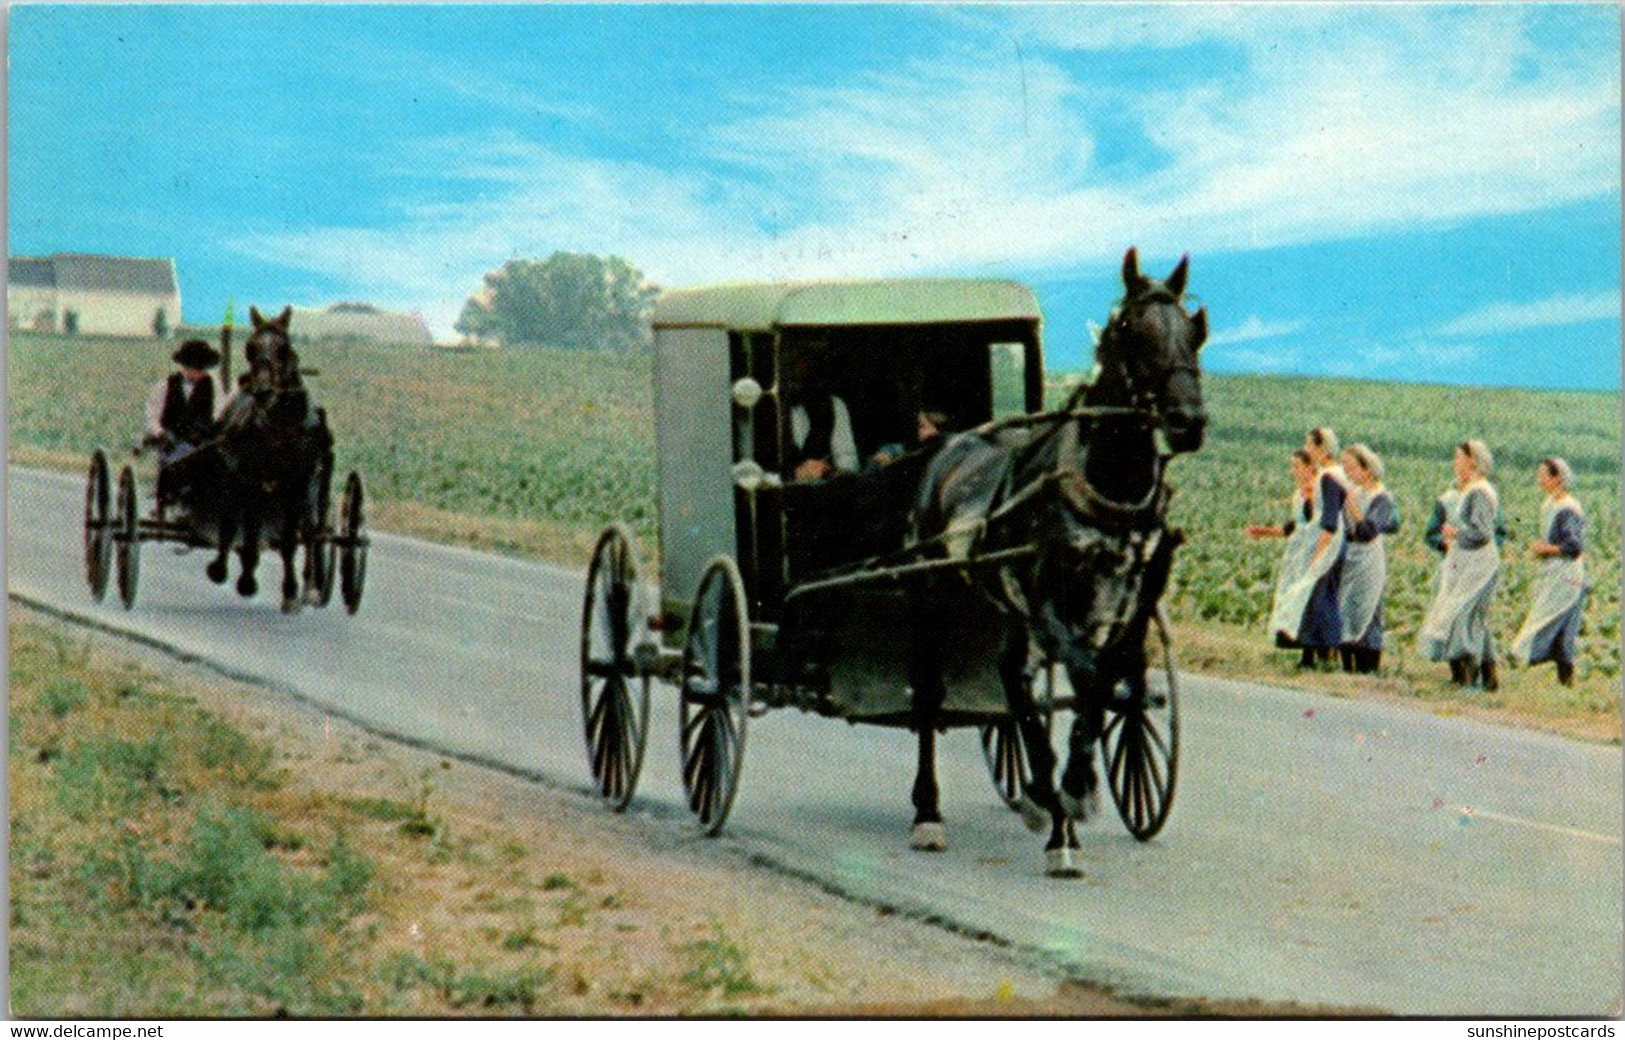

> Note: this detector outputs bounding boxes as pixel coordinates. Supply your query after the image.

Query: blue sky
[9,4,1621,388]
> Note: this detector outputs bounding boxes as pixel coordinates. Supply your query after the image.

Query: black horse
[205,305,332,613]
[906,248,1208,875]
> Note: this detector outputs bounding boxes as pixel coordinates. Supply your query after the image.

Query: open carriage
[82,398,369,614]
[579,279,1181,842]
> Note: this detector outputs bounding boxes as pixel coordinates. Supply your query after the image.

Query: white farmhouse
[7,253,182,337]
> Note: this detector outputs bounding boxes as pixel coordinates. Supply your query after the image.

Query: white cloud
[231,8,1621,338]
[1434,291,1621,337]
[1206,315,1306,347]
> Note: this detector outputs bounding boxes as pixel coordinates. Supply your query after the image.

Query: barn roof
[7,254,177,295]
[8,258,56,288]
[651,279,1041,330]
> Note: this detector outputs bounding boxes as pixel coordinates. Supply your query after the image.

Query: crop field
[8,331,1619,730]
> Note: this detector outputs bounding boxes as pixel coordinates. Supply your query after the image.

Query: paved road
[9,465,1621,1014]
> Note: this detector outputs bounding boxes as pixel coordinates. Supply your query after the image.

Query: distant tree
[454,253,658,351]
[64,310,79,336]
[152,308,170,339]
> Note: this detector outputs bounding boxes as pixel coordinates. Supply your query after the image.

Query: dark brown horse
[907,248,1208,875]
[205,306,332,612]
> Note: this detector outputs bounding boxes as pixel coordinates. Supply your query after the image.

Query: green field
[8,331,1619,736]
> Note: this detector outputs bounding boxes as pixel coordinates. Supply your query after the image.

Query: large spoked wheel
[579,523,651,811]
[304,455,337,607]
[679,556,751,836]
[114,465,141,610]
[337,471,368,615]
[1101,609,1180,841]
[84,450,113,601]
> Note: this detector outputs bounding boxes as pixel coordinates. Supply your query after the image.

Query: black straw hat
[172,340,221,369]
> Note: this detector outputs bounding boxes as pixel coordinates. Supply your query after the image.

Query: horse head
[1087,248,1208,453]
[243,306,302,397]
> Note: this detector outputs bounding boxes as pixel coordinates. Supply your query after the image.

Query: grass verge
[7,618,771,1015]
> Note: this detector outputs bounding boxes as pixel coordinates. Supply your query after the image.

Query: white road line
[1468,808,1622,847]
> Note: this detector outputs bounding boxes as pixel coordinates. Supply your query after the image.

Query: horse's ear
[1167,254,1190,298]
[250,306,265,328]
[1191,307,1209,352]
[276,306,292,328]
[1122,247,1147,295]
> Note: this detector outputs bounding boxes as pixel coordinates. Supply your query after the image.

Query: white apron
[1511,496,1588,666]
[1419,480,1501,660]
[1267,466,1347,642]
[1338,486,1390,644]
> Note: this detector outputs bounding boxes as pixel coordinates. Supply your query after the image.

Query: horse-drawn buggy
[82,307,370,615]
[579,251,1208,875]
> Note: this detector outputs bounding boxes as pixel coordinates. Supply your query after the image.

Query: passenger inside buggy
[778,326,1031,580]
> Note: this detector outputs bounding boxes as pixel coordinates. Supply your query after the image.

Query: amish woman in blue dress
[1250,428,1348,667]
[1419,440,1502,689]
[1511,457,1588,686]
[1337,444,1400,674]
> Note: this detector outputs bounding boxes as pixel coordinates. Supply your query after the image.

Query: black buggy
[576,280,1180,840]
[82,399,369,614]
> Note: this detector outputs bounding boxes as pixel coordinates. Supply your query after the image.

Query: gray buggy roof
[650,279,1041,331]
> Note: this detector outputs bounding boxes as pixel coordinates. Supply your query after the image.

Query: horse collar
[1054,420,1167,528]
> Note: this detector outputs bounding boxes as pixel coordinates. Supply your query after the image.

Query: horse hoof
[910,822,948,852]
[1045,847,1084,878]
[280,595,301,615]
[206,561,228,584]
[1015,795,1048,834]
[237,576,258,598]
[304,586,323,606]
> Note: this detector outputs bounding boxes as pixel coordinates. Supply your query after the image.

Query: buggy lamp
[731,460,781,492]
[731,377,764,410]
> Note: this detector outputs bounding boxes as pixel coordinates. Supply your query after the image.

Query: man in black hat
[144,339,221,504]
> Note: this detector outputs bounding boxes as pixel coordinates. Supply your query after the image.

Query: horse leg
[278,497,302,614]
[207,493,235,585]
[236,509,260,598]
[906,579,948,852]
[1058,661,1109,824]
[998,629,1079,877]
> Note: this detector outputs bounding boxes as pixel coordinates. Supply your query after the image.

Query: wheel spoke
[1102,710,1126,743]
[1109,718,1131,788]
[681,701,713,740]
[695,716,720,820]
[710,714,731,819]
[1143,715,1172,764]
[1131,735,1150,829]
[1142,729,1167,803]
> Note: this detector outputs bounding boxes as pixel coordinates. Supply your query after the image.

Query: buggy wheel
[84,450,113,601]
[304,455,336,607]
[1100,609,1180,841]
[114,465,140,610]
[679,556,750,836]
[579,523,651,811]
[338,471,367,614]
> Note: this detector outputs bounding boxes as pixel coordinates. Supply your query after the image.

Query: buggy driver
[144,338,221,503]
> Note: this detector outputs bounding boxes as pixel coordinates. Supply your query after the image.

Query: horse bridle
[1093,288,1201,424]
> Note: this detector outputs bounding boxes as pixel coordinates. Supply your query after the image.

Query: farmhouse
[288,302,433,346]
[7,253,181,337]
